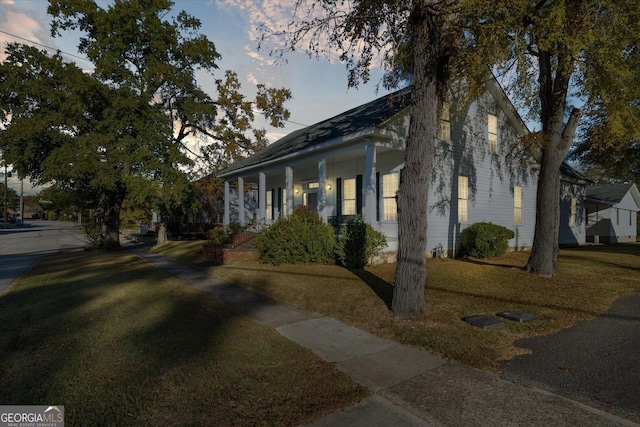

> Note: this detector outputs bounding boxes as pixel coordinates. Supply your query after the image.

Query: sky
[0,0,395,195]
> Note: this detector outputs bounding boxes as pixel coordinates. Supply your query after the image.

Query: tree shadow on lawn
[0,253,238,424]
[348,268,394,309]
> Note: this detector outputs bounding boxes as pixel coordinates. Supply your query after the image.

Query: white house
[218,78,588,257]
[586,183,640,243]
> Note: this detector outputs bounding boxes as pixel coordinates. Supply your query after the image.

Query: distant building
[586,183,640,243]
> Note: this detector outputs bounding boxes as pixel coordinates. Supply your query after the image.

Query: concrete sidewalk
[131,249,639,427]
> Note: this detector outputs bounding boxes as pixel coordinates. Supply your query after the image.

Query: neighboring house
[218,78,586,257]
[585,183,640,243]
[558,162,592,246]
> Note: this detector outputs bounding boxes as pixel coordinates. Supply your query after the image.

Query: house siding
[219,82,591,260]
[424,93,537,255]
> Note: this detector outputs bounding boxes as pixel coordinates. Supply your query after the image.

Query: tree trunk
[526,109,582,276]
[156,222,168,245]
[103,202,122,248]
[392,1,441,318]
[525,148,564,277]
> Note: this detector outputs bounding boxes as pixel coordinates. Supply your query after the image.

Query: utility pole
[3,161,7,230]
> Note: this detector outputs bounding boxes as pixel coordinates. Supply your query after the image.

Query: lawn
[152,241,640,371]
[0,251,366,426]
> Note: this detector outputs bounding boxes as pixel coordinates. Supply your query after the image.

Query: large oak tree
[460,0,640,276]
[0,0,290,246]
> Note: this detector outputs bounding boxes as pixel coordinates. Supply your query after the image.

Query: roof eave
[217,127,390,178]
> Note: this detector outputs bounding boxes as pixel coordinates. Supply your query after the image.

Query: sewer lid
[497,311,537,323]
[463,315,503,330]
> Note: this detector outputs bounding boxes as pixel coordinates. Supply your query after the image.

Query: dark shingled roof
[560,162,591,184]
[219,87,412,177]
[586,183,634,204]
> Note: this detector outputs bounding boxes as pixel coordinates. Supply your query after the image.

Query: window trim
[265,189,273,221]
[514,186,522,225]
[342,178,357,215]
[381,171,399,221]
[440,102,451,142]
[458,176,468,223]
[488,113,498,153]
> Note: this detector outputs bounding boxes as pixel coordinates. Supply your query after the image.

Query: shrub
[255,206,336,265]
[337,217,388,268]
[84,223,120,250]
[461,222,515,258]
[227,221,245,234]
[207,227,230,245]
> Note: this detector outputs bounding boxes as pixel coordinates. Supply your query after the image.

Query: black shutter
[277,188,282,217]
[376,172,380,221]
[356,174,363,216]
[336,178,342,218]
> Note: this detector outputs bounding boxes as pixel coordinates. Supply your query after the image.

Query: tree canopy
[0,0,290,246]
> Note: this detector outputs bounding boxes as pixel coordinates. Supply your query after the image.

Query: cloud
[217,0,387,68]
[246,72,258,86]
[0,6,50,62]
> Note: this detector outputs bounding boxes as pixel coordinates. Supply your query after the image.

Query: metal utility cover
[463,315,503,330]
[497,311,537,323]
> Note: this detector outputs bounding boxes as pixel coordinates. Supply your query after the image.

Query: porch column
[223,180,230,225]
[285,166,294,216]
[237,177,245,225]
[258,172,266,222]
[364,142,377,224]
[318,157,328,221]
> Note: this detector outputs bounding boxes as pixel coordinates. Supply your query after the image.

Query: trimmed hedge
[461,222,515,258]
[255,206,336,265]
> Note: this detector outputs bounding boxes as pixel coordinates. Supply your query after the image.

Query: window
[458,176,468,223]
[440,102,451,142]
[266,190,273,221]
[343,178,356,215]
[570,198,577,227]
[488,114,498,153]
[308,182,319,189]
[631,210,634,226]
[382,172,399,220]
[514,186,522,225]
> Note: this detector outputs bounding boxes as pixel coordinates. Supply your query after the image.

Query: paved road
[0,220,88,293]
[501,290,640,423]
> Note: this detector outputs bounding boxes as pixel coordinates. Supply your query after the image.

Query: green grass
[0,251,366,426]
[152,241,640,371]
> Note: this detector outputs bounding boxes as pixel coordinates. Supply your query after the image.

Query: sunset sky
[0,0,398,194]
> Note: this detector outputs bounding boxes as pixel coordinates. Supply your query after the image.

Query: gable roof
[218,87,412,178]
[218,75,531,179]
[587,183,640,206]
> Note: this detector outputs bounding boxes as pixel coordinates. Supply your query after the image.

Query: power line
[0,30,92,64]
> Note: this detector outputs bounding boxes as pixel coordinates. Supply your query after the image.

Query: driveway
[501,290,640,423]
[0,220,88,293]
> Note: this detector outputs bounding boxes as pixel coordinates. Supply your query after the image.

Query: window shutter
[356,174,363,215]
[277,188,282,216]
[376,172,380,221]
[336,178,342,218]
